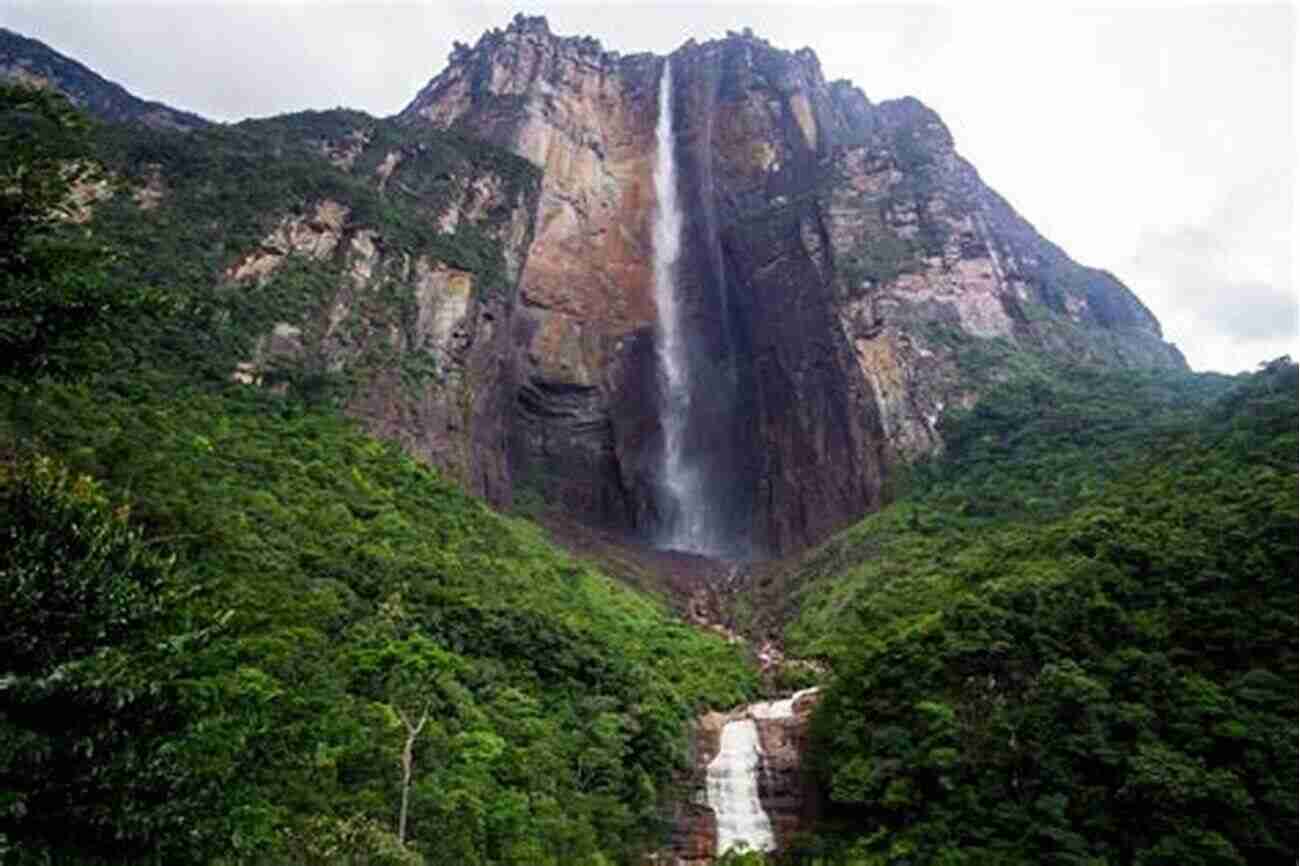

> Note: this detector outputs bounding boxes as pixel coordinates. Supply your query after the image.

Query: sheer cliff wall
[4,19,1184,557]
[400,17,1183,556]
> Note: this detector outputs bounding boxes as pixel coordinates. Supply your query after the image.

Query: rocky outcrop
[825,94,1186,458]
[400,16,1183,556]
[403,17,666,531]
[223,132,539,503]
[400,18,888,555]
[668,689,822,864]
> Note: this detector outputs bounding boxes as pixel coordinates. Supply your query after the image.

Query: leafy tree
[0,455,217,863]
[350,595,471,847]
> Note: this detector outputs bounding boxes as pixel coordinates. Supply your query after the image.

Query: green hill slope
[0,383,757,865]
[785,358,1298,865]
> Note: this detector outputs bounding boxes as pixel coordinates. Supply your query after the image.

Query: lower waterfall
[706,718,776,856]
[703,688,820,857]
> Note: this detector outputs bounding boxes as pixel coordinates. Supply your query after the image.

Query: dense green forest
[1,382,757,865]
[781,357,1298,865]
[2,80,1296,866]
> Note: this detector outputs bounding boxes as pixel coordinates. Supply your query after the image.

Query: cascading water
[704,689,819,857]
[749,687,821,721]
[653,57,721,555]
[705,719,777,856]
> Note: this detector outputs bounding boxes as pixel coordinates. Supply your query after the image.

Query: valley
[0,15,1295,866]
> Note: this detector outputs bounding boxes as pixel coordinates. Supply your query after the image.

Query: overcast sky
[2,1,1294,373]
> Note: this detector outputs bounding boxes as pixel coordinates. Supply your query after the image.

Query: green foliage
[0,380,755,864]
[0,454,219,864]
[834,117,961,294]
[0,455,175,672]
[716,847,772,865]
[890,126,934,174]
[0,83,97,255]
[839,214,918,292]
[790,359,1298,865]
[916,361,1237,522]
[0,83,168,379]
[887,122,951,259]
[76,107,538,391]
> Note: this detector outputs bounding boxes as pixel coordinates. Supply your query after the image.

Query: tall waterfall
[653,57,717,555]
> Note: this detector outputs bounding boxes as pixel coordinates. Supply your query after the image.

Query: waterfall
[703,688,819,856]
[654,57,722,555]
[705,718,777,856]
[749,687,821,720]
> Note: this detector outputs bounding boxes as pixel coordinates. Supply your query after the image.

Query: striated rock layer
[399,15,1183,556]
[403,19,668,536]
[221,141,540,505]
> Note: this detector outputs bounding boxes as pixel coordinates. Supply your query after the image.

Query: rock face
[823,94,1185,458]
[669,689,822,864]
[5,16,1187,559]
[399,15,1184,556]
[403,18,666,533]
[223,144,539,503]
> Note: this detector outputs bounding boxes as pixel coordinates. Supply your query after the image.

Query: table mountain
[3,15,1185,557]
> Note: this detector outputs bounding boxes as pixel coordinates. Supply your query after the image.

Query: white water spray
[749,687,821,721]
[653,58,714,554]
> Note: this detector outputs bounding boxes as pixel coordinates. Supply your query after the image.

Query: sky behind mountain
[1,0,1294,373]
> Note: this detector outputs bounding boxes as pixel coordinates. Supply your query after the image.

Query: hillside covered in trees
[782,357,1297,865]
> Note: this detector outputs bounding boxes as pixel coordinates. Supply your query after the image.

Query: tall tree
[350,595,468,848]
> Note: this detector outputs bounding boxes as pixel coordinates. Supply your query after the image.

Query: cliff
[219,124,541,502]
[190,118,542,501]
[399,15,1184,556]
[4,16,1186,558]
[1,36,543,502]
